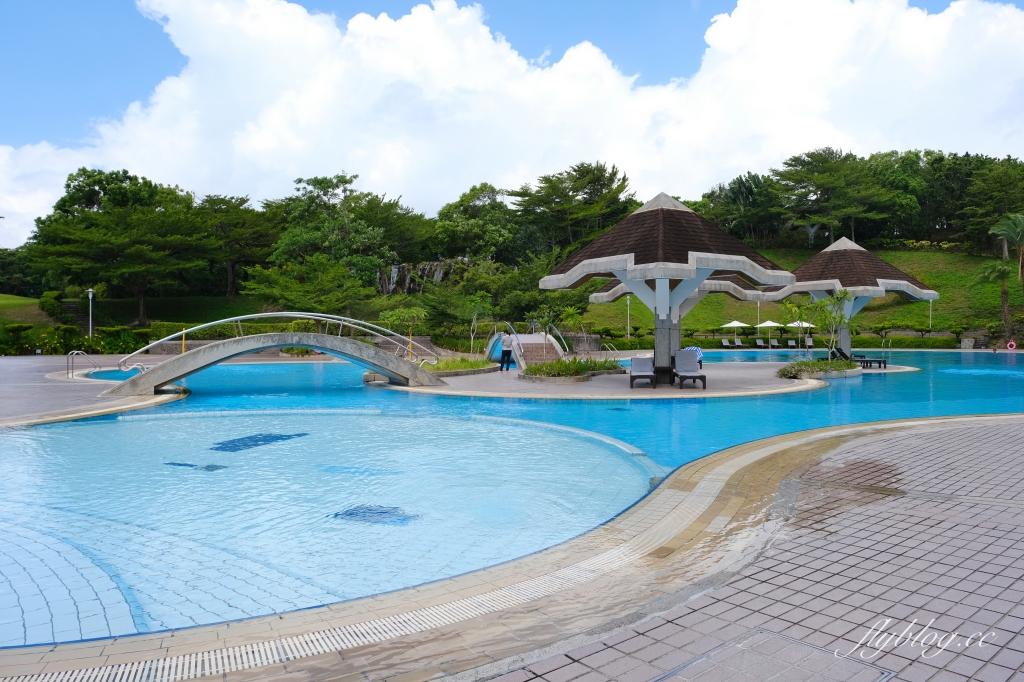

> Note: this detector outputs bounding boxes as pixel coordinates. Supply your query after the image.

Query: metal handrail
[601,343,619,352]
[118,312,440,372]
[498,321,525,355]
[546,323,570,355]
[67,350,100,378]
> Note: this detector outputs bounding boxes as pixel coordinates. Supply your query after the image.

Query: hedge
[149,320,307,340]
[38,291,75,325]
[852,335,957,349]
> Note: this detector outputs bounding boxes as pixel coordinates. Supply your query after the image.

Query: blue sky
[3,0,1022,247]
[0,0,965,148]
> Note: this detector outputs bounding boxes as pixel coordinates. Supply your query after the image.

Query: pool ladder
[66,350,100,378]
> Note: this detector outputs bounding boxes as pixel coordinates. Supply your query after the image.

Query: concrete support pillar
[838,327,851,355]
[654,316,680,383]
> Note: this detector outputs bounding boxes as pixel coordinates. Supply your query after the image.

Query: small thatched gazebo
[540,193,794,381]
[760,237,939,352]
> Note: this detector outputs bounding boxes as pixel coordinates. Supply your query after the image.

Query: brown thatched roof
[549,193,781,277]
[793,238,929,291]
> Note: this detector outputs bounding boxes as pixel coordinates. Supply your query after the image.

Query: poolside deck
[396,362,824,400]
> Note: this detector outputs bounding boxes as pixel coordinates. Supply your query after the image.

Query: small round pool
[0,411,652,646]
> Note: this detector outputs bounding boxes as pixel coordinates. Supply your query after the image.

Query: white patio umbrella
[721,320,750,343]
[755,320,783,341]
[786,321,815,351]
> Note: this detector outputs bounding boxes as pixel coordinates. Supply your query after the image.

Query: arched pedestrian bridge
[101,314,446,397]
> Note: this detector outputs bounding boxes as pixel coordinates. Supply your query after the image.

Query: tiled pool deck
[3,405,1024,682]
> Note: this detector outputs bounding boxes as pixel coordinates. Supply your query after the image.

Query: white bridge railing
[118,312,440,373]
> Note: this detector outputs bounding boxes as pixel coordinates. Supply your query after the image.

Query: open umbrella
[755,320,782,341]
[721,320,750,343]
[786,321,814,351]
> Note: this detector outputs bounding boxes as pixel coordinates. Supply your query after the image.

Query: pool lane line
[7,413,1022,682]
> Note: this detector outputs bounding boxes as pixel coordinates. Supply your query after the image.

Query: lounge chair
[804,337,814,348]
[829,347,853,360]
[755,339,766,349]
[721,338,732,348]
[769,339,781,349]
[673,349,706,389]
[734,339,747,348]
[629,356,657,389]
[787,340,797,349]
[682,346,704,369]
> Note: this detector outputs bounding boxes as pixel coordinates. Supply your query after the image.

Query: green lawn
[0,294,51,329]
[583,251,1024,333]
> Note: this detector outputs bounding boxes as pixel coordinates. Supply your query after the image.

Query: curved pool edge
[0,390,186,429]
[7,411,1024,680]
[386,376,828,400]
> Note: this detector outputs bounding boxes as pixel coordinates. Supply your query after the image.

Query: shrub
[523,357,621,377]
[426,357,494,372]
[778,359,859,379]
[431,335,478,353]
[602,337,654,350]
[39,291,75,324]
[851,335,957,349]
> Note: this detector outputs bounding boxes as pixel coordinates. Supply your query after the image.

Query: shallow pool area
[3,350,1024,648]
[0,410,652,647]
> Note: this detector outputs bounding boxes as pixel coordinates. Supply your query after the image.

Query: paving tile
[528,655,573,676]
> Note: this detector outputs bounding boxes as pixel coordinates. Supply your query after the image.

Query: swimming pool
[2,350,1023,647]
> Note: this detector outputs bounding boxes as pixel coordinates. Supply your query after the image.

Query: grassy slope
[0,294,51,329]
[583,250,1024,333]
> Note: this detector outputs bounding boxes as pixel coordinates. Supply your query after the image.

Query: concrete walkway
[396,362,823,400]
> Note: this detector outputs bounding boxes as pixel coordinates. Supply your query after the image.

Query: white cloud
[1,0,1023,246]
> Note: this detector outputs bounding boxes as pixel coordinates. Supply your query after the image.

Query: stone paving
[482,421,1024,682]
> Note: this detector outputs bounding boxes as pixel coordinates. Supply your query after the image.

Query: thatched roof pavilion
[540,193,793,376]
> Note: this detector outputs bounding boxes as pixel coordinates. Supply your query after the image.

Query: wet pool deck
[2,357,1024,682]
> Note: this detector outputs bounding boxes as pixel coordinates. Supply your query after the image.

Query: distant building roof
[793,237,931,292]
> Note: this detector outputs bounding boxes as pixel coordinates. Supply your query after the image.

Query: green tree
[990,214,1024,304]
[0,246,42,297]
[971,260,1016,343]
[197,195,280,297]
[688,173,785,246]
[29,173,214,325]
[961,157,1024,247]
[772,148,893,246]
[241,255,373,317]
[268,174,419,287]
[431,183,516,261]
[507,161,638,255]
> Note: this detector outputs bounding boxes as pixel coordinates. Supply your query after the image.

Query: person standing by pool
[500,331,514,371]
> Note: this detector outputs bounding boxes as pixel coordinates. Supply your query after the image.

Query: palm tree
[990,214,1024,303]
[971,261,1015,345]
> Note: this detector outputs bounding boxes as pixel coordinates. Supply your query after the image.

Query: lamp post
[87,288,94,339]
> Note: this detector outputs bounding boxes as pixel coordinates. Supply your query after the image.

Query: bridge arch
[101,332,446,396]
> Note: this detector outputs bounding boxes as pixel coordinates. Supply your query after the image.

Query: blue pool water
[3,350,1024,647]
